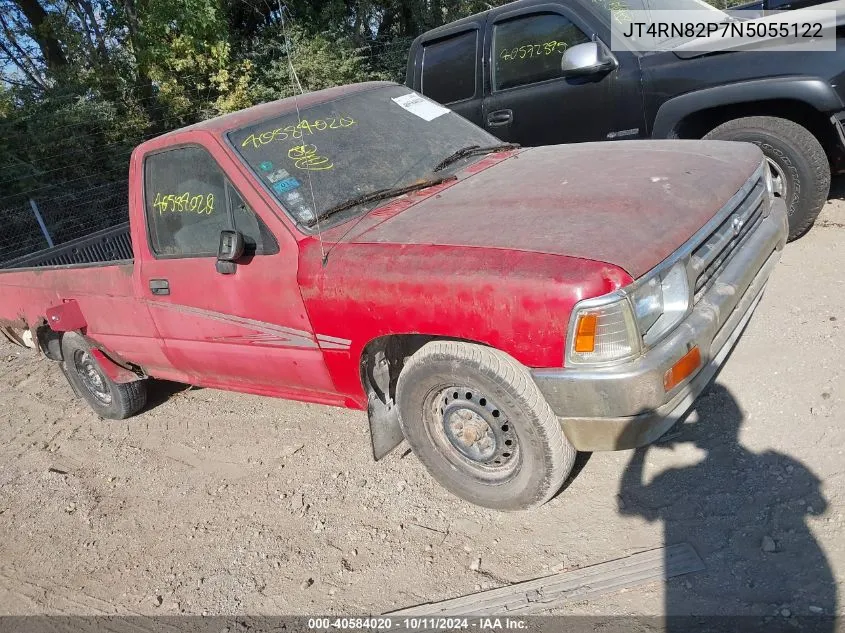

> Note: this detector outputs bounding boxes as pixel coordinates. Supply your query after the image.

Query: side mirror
[216,230,244,275]
[561,41,617,78]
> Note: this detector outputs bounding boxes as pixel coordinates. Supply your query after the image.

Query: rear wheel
[396,341,575,510]
[60,333,146,419]
[703,116,830,241]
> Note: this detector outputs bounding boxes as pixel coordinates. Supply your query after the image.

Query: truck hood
[353,140,763,278]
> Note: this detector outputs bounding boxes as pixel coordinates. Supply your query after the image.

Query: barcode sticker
[391,93,451,122]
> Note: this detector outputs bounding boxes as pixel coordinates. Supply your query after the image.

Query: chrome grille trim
[627,163,767,291]
[689,177,766,303]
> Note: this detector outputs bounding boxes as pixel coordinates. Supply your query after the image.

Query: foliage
[0,0,508,212]
[243,25,387,105]
[0,0,768,261]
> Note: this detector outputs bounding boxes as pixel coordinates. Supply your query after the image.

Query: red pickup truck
[0,81,787,510]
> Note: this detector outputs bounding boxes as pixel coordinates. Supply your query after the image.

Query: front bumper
[531,199,788,451]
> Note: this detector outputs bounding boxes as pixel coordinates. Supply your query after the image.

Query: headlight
[763,160,774,197]
[630,275,663,335]
[567,294,640,365]
[630,261,690,346]
[762,159,775,214]
[567,261,691,366]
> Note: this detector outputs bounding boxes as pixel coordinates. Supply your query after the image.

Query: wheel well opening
[360,334,446,406]
[359,334,491,461]
[35,323,63,360]
[674,99,836,160]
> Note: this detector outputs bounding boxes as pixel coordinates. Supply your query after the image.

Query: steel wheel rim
[765,156,787,199]
[425,385,520,483]
[73,350,112,405]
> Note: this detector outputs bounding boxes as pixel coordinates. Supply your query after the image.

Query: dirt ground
[1,191,844,619]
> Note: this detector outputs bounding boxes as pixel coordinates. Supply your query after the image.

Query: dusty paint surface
[357,141,763,278]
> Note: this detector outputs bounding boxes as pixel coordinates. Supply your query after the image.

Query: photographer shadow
[618,384,836,630]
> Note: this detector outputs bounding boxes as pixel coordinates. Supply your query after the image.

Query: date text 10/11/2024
[306,617,529,631]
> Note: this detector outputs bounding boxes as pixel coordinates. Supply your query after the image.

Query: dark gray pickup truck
[406,0,845,240]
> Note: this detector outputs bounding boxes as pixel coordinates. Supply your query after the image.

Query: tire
[396,341,575,511]
[60,332,147,419]
[703,116,830,241]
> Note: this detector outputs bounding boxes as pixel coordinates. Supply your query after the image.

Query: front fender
[652,76,843,138]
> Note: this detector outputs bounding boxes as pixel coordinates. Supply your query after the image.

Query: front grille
[689,177,766,303]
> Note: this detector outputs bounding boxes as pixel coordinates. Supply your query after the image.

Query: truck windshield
[228,84,498,229]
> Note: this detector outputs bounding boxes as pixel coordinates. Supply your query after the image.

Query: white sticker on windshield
[391,93,450,122]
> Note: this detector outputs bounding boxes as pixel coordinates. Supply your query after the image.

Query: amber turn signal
[574,314,598,353]
[664,346,701,392]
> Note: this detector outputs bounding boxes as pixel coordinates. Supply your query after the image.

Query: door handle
[487,109,513,127]
[149,279,170,296]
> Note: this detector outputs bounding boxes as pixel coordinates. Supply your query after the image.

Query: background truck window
[145,146,276,257]
[421,30,478,104]
[493,14,590,91]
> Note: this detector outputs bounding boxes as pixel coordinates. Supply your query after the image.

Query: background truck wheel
[60,332,147,419]
[703,116,830,241]
[396,341,575,511]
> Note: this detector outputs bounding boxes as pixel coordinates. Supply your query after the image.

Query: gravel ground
[0,192,843,618]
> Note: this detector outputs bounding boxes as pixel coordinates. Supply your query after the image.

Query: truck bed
[0,243,163,374]
[0,222,132,271]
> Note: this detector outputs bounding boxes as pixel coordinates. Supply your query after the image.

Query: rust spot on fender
[600,266,632,293]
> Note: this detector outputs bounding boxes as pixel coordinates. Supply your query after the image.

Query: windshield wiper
[433,143,520,172]
[304,175,458,227]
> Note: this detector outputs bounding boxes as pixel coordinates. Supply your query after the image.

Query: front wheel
[703,116,830,241]
[396,341,575,510]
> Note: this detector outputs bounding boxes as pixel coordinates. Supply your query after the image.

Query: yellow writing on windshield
[240,116,356,150]
[288,144,334,171]
[152,192,215,215]
[500,41,570,61]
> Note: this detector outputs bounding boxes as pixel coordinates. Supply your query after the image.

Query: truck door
[412,24,485,127]
[137,142,334,397]
[481,5,644,146]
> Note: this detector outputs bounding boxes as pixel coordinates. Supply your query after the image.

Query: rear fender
[58,330,145,383]
[88,348,145,384]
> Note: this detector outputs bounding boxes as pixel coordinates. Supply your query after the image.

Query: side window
[493,14,590,91]
[421,30,478,104]
[145,146,228,257]
[145,147,278,258]
[228,183,278,256]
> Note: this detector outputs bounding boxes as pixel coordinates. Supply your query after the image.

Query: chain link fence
[0,181,130,266]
